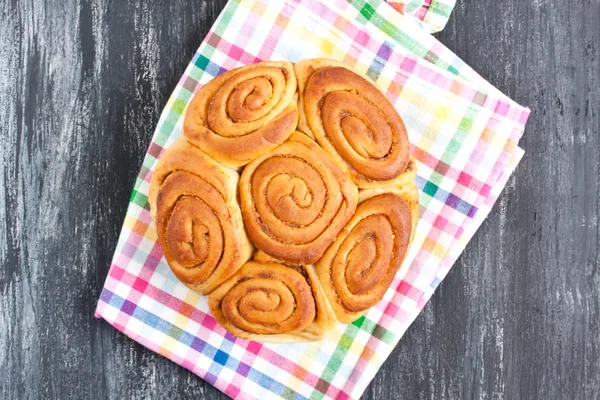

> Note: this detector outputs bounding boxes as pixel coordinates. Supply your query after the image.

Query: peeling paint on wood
[1,0,599,399]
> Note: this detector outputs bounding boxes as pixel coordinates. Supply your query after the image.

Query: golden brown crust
[148,138,253,295]
[183,61,298,168]
[239,132,358,265]
[149,59,421,342]
[251,251,337,341]
[295,58,410,188]
[208,261,321,342]
[316,166,419,323]
[359,157,420,244]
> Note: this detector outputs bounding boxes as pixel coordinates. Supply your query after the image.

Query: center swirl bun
[239,132,358,265]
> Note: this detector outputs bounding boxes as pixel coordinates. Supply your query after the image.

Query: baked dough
[148,138,253,294]
[295,58,411,188]
[183,61,298,168]
[149,60,420,341]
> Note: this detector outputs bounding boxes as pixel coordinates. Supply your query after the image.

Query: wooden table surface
[1,0,599,398]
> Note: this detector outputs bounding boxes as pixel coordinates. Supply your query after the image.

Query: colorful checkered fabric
[95,0,529,399]
[387,0,456,33]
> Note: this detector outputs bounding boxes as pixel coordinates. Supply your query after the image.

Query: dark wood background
[1,0,599,398]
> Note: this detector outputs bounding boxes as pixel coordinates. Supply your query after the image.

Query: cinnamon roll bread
[148,138,253,295]
[239,131,358,265]
[183,61,298,168]
[149,59,420,342]
[295,58,411,188]
[316,160,419,323]
[208,251,336,342]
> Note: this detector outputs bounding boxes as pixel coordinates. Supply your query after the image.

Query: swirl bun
[183,61,298,168]
[250,251,337,341]
[316,164,419,323]
[240,132,358,264]
[295,59,410,188]
[149,138,253,294]
[209,260,320,341]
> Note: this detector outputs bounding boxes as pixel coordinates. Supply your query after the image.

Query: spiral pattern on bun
[183,61,298,167]
[316,182,419,323]
[295,59,410,188]
[149,138,253,294]
[250,251,337,341]
[240,132,358,265]
[208,261,316,338]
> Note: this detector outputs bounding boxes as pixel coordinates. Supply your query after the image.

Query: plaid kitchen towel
[387,0,456,33]
[95,0,529,399]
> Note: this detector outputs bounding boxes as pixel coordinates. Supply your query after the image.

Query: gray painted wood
[0,0,598,399]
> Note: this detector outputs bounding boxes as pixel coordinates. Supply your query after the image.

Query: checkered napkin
[95,0,529,399]
[387,0,456,32]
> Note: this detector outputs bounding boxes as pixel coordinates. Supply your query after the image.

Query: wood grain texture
[0,0,598,399]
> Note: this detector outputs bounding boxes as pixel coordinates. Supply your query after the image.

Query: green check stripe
[353,316,395,344]
[352,0,454,72]
[429,0,453,18]
[405,0,425,13]
[130,190,148,209]
[308,313,397,397]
